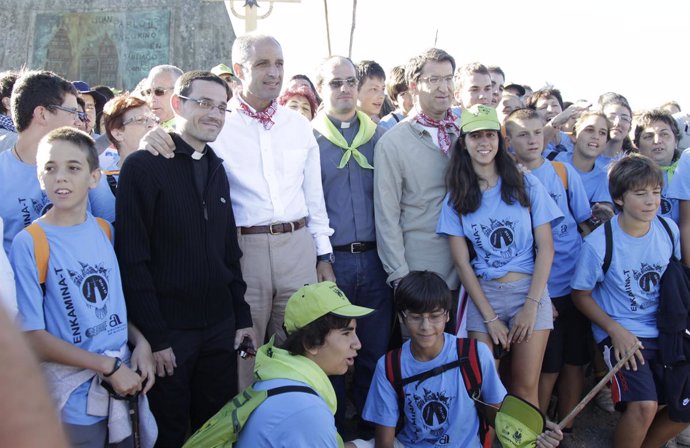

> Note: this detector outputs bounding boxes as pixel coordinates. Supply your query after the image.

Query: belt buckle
[269,223,280,235]
[351,242,363,254]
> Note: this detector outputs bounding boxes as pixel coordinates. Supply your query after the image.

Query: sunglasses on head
[144,87,173,97]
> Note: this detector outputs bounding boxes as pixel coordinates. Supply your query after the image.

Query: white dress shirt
[211,97,333,255]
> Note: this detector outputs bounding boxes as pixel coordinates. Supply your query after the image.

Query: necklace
[13,146,24,163]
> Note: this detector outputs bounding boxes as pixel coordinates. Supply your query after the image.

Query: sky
[224,0,689,111]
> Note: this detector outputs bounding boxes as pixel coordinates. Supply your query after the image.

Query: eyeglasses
[401,310,448,326]
[328,77,358,89]
[177,95,229,114]
[144,87,174,97]
[605,113,632,124]
[77,111,89,122]
[420,75,454,86]
[122,114,160,126]
[47,104,81,119]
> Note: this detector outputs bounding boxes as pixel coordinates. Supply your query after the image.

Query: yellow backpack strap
[25,223,49,285]
[551,161,568,190]
[95,217,113,242]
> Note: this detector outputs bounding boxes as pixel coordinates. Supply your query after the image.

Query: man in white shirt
[141,34,334,390]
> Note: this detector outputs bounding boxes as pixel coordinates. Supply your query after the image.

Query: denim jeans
[330,249,393,426]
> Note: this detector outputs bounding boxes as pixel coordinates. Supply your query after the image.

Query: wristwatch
[317,253,335,263]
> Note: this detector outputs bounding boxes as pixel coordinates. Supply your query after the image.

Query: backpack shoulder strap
[603,220,613,275]
[551,161,568,190]
[457,338,491,448]
[657,216,676,260]
[25,223,49,285]
[95,217,113,242]
[266,385,318,397]
[385,347,405,434]
[105,174,118,197]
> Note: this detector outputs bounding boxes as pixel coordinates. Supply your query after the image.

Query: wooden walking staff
[557,341,643,430]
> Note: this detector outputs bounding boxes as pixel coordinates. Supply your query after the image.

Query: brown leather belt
[239,218,307,235]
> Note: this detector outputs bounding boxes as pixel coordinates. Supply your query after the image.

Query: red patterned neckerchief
[415,109,459,153]
[238,100,278,130]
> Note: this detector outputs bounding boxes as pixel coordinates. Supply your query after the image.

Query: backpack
[384,337,492,448]
[183,384,317,448]
[102,169,120,197]
[25,218,112,289]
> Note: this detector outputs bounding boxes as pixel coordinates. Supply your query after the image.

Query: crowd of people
[1,31,690,448]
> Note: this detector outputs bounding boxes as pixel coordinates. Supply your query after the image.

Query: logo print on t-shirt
[633,263,662,294]
[481,219,516,250]
[68,262,111,320]
[412,389,452,430]
[32,191,53,216]
[660,198,672,215]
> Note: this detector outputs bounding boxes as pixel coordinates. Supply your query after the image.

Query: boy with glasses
[0,70,80,254]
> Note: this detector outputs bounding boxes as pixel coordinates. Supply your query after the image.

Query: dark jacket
[115,133,251,351]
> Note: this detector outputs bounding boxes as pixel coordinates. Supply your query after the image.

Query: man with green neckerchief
[236,281,373,447]
[312,55,393,436]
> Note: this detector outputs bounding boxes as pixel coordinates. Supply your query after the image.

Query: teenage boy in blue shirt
[10,127,154,447]
[360,271,563,448]
[505,108,593,432]
[571,154,689,447]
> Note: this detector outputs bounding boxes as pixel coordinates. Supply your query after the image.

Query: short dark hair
[11,70,78,132]
[281,313,352,356]
[102,94,149,150]
[386,65,408,104]
[0,70,20,115]
[487,65,505,80]
[175,70,230,101]
[356,60,386,91]
[633,109,681,148]
[406,48,456,86]
[608,154,664,212]
[526,88,564,111]
[395,271,452,316]
[39,126,99,172]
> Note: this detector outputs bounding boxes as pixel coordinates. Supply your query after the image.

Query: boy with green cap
[236,281,373,447]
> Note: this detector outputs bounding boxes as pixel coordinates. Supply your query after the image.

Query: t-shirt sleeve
[88,176,116,223]
[591,176,613,204]
[9,231,46,331]
[526,173,564,228]
[477,342,507,404]
[362,356,400,428]
[570,240,605,291]
[668,149,690,200]
[566,164,593,224]
[436,193,465,237]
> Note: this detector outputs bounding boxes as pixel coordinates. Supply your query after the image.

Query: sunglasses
[328,77,358,89]
[144,87,174,97]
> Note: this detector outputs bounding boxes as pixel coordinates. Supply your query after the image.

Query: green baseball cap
[460,104,501,133]
[284,282,374,335]
[211,63,234,77]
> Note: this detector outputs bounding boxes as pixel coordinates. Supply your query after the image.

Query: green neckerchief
[254,337,345,448]
[661,159,680,185]
[313,111,375,169]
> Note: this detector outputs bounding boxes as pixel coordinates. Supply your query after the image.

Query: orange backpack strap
[95,217,113,242]
[25,223,50,285]
[551,161,568,190]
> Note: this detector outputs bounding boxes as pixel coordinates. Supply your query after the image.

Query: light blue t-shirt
[570,215,680,343]
[668,149,690,201]
[237,378,338,448]
[554,152,612,204]
[659,168,679,224]
[98,147,120,170]
[437,173,563,280]
[88,162,119,223]
[0,150,52,255]
[363,333,506,448]
[379,112,405,130]
[531,160,591,297]
[10,214,129,425]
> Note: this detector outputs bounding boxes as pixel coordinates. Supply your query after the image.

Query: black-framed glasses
[47,104,81,119]
[328,77,358,89]
[177,95,229,114]
[144,87,174,97]
[122,114,159,126]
